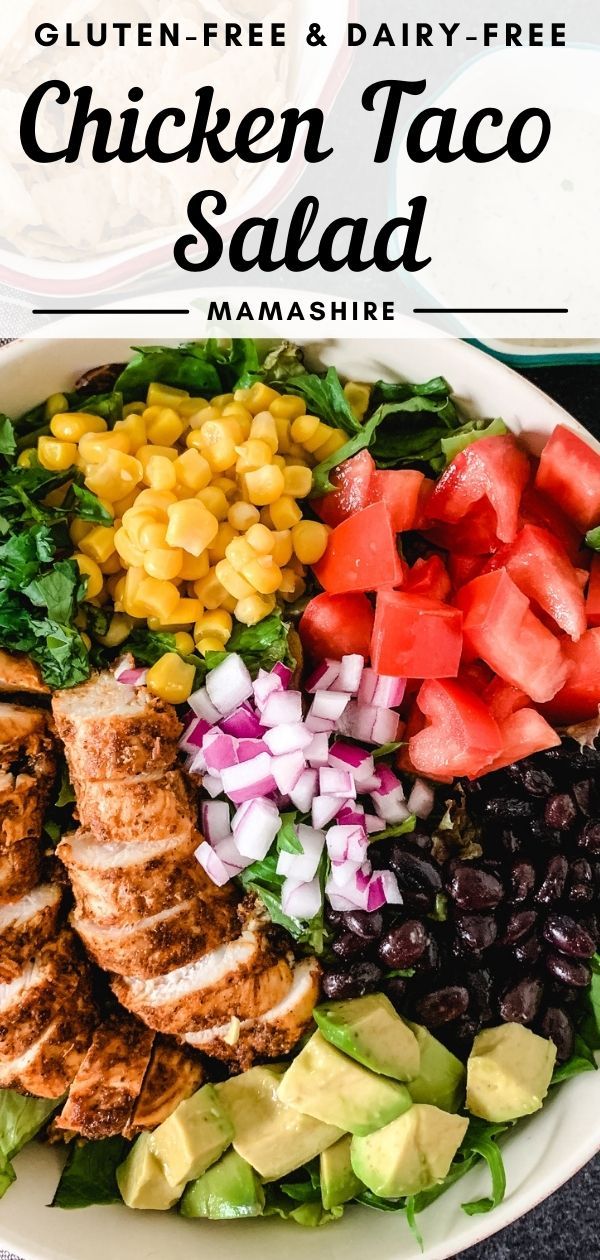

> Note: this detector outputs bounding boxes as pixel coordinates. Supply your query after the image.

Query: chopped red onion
[178,716,212,753]
[380,869,403,904]
[276,824,324,882]
[311,794,342,830]
[326,824,368,864]
[357,668,378,704]
[233,798,280,860]
[253,671,283,711]
[201,772,223,797]
[205,654,253,716]
[263,724,314,756]
[271,750,306,796]
[305,660,341,693]
[328,741,375,783]
[188,748,206,775]
[337,803,366,828]
[214,836,253,873]
[203,732,239,774]
[364,812,383,834]
[329,858,364,887]
[305,733,330,768]
[337,701,378,743]
[372,675,406,708]
[333,654,365,695]
[188,686,221,724]
[408,778,435,819]
[201,800,231,846]
[271,661,293,688]
[281,875,322,920]
[260,689,303,728]
[310,690,351,721]
[236,738,269,764]
[305,711,337,734]
[290,768,318,813]
[115,666,148,687]
[220,704,266,739]
[195,840,234,887]
[371,707,401,745]
[220,753,276,804]
[319,767,357,799]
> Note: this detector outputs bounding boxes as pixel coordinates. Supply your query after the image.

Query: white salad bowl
[0,335,598,1260]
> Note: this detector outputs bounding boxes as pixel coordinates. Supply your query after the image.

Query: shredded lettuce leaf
[0,1090,61,1201]
[51,1136,129,1209]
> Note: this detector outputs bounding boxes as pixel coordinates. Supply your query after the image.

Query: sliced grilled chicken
[57,829,213,924]
[0,836,41,901]
[74,770,196,845]
[113,932,294,1035]
[72,893,238,978]
[123,1038,204,1137]
[0,930,84,1060]
[0,975,96,1098]
[0,650,49,695]
[52,672,181,782]
[0,884,63,980]
[55,1014,155,1140]
[185,959,321,1069]
[0,703,55,774]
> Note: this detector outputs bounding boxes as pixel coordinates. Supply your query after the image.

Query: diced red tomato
[425,501,503,556]
[586,556,600,628]
[520,485,582,563]
[409,679,503,780]
[371,591,463,679]
[540,628,600,723]
[483,677,530,723]
[455,569,569,704]
[396,702,434,776]
[448,553,485,590]
[404,555,451,602]
[312,450,375,528]
[313,502,400,595]
[459,661,495,693]
[483,708,561,774]
[535,424,600,531]
[482,524,586,641]
[425,435,531,545]
[367,469,424,532]
[299,592,374,662]
[414,477,435,527]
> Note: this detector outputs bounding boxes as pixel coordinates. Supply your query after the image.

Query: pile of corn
[32,381,350,697]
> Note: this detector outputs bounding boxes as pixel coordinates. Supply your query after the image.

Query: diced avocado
[150,1083,233,1188]
[117,1132,185,1210]
[216,1065,342,1181]
[405,1019,466,1112]
[314,994,420,1082]
[320,1135,362,1209]
[467,1023,557,1122]
[351,1103,468,1198]
[180,1148,265,1219]
[278,1031,412,1136]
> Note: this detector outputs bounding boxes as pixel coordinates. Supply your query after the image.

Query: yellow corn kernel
[273,455,287,472]
[233,388,251,404]
[177,397,208,419]
[291,414,320,446]
[70,518,92,546]
[270,495,303,530]
[272,417,291,454]
[122,509,160,546]
[147,382,189,409]
[114,527,145,568]
[100,552,123,576]
[222,402,252,429]
[250,411,278,453]
[79,430,130,464]
[246,383,279,415]
[259,507,274,528]
[209,522,238,563]
[79,525,116,565]
[211,393,235,410]
[121,566,146,616]
[194,609,232,644]
[194,568,228,610]
[134,488,176,515]
[314,430,347,461]
[212,476,237,499]
[235,438,273,475]
[283,465,313,498]
[280,573,307,602]
[196,420,237,473]
[145,454,177,492]
[246,523,274,555]
[187,404,223,431]
[344,381,371,421]
[136,576,180,621]
[196,635,228,656]
[292,520,330,565]
[38,437,77,471]
[244,464,285,507]
[17,449,36,468]
[166,499,218,556]
[225,536,256,572]
[73,553,103,599]
[174,448,212,492]
[147,652,196,704]
[112,487,141,517]
[44,392,69,421]
[301,421,334,455]
[179,550,210,581]
[241,556,282,595]
[110,574,127,606]
[270,394,306,421]
[80,632,92,651]
[270,530,293,567]
[196,486,229,521]
[115,413,147,452]
[288,441,309,462]
[235,593,276,625]
[85,450,143,501]
[227,501,259,531]
[95,613,133,648]
[172,631,194,654]
[170,598,204,624]
[143,547,183,581]
[146,407,184,447]
[220,593,237,614]
[137,444,178,473]
[214,559,255,601]
[50,412,107,442]
[123,401,146,417]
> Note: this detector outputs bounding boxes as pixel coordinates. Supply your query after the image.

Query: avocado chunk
[150,1083,233,1188]
[467,1022,556,1122]
[314,994,420,1082]
[320,1135,363,1209]
[351,1103,468,1198]
[180,1148,265,1219]
[117,1132,185,1210]
[216,1065,342,1181]
[278,1031,412,1136]
[405,1019,466,1112]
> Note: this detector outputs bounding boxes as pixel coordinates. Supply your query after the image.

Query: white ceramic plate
[0,336,598,1260]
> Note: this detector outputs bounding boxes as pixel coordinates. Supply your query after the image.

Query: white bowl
[0,335,598,1260]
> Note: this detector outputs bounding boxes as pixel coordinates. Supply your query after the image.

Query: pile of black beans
[322,741,600,1063]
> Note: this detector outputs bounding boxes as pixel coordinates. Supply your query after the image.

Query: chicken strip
[0,930,84,1060]
[74,770,196,845]
[72,892,239,979]
[123,1038,205,1137]
[52,672,181,782]
[0,650,49,695]
[0,836,41,902]
[0,973,96,1098]
[0,884,63,980]
[55,1014,155,1140]
[184,959,321,1069]
[0,703,55,776]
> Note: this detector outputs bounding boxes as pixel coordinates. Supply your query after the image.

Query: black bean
[332,932,369,961]
[570,858,593,885]
[543,913,596,959]
[483,798,537,821]
[499,974,544,1024]
[378,920,429,969]
[455,913,497,952]
[520,766,555,796]
[387,849,442,910]
[322,961,383,1000]
[415,986,470,1028]
[549,981,580,1006]
[578,821,600,853]
[540,1007,575,1063]
[536,855,568,904]
[444,1015,480,1059]
[407,831,434,856]
[466,968,494,1022]
[510,860,536,903]
[500,910,537,946]
[417,936,443,973]
[568,883,594,907]
[572,780,595,815]
[528,820,561,848]
[384,976,408,1010]
[325,908,346,928]
[544,793,577,831]
[580,913,600,945]
[545,952,591,988]
[449,864,505,911]
[342,910,383,941]
[500,828,522,855]
[513,934,543,967]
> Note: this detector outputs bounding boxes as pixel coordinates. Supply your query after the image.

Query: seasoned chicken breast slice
[0,773,48,847]
[52,672,180,781]
[184,959,320,1069]
[72,892,239,978]
[0,836,40,902]
[123,1038,205,1137]
[55,1014,155,1140]
[73,770,196,845]
[0,650,49,695]
[0,703,55,776]
[0,973,96,1098]
[0,930,84,1060]
[0,883,63,980]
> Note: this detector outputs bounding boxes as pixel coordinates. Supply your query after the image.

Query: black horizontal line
[414,307,568,314]
[32,308,190,315]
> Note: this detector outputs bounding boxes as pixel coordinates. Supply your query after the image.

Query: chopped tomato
[455,568,569,704]
[459,661,495,693]
[482,524,586,641]
[483,677,530,723]
[484,708,561,774]
[586,556,600,628]
[367,469,424,532]
[312,450,375,528]
[448,553,485,589]
[535,424,600,531]
[520,485,582,563]
[299,592,374,662]
[313,502,400,595]
[409,679,503,780]
[541,628,600,723]
[404,555,451,602]
[426,501,503,556]
[371,591,463,679]
[396,702,434,776]
[425,435,531,545]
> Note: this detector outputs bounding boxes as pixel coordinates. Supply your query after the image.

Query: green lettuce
[0,1090,60,1201]
[51,1136,129,1209]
